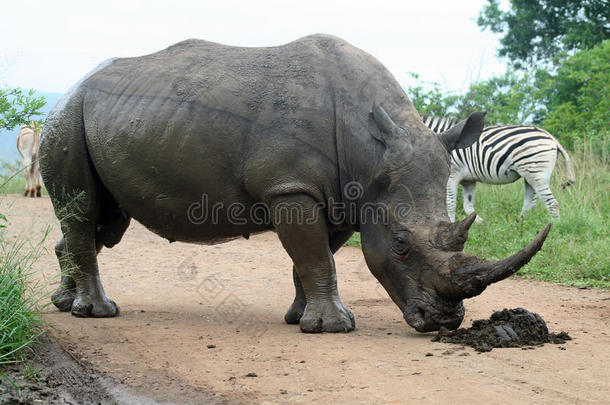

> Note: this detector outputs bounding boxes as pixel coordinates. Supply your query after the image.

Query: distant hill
[0,91,63,163]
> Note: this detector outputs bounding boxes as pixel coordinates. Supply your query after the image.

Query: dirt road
[3,195,609,404]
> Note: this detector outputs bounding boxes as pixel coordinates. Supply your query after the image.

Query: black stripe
[512,148,556,165]
[451,153,459,165]
[457,147,466,167]
[474,135,483,177]
[480,125,521,142]
[439,118,447,132]
[487,128,547,149]
[433,118,442,133]
[484,132,548,175]
[495,136,550,176]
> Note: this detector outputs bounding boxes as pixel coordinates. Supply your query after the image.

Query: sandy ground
[3,194,609,404]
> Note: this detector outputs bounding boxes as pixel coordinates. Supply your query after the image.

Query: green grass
[0,223,48,372]
[347,147,609,288]
[0,161,50,371]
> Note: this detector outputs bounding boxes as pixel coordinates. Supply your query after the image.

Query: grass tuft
[0,214,49,373]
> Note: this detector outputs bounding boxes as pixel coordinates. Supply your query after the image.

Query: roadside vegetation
[1,80,48,376]
[0,214,48,374]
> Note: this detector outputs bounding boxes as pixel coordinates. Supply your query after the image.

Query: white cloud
[1,0,506,93]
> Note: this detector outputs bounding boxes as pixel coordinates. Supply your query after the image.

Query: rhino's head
[358,104,550,332]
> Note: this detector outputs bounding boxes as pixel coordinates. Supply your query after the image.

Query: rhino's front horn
[447,224,551,299]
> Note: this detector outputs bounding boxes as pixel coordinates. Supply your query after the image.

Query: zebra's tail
[557,142,575,189]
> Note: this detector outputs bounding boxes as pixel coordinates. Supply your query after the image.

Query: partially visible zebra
[422,116,575,222]
[17,122,43,198]
[421,114,457,134]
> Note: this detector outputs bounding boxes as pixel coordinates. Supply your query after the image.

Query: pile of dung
[432,308,571,352]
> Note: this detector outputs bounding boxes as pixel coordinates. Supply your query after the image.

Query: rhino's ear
[370,103,409,144]
[438,111,486,152]
[372,103,400,136]
[370,103,412,170]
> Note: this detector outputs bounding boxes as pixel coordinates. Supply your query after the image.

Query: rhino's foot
[51,286,76,312]
[299,299,355,333]
[71,295,119,318]
[284,298,306,324]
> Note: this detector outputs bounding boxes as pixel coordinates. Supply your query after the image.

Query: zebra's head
[359,104,551,332]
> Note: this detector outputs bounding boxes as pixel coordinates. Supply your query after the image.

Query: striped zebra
[422,116,575,222]
[421,114,458,134]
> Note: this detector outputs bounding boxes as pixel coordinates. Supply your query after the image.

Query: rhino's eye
[392,232,410,259]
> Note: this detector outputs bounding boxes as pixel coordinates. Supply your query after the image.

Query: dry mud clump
[433,308,572,352]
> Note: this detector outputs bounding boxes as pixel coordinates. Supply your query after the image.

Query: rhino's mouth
[402,296,465,332]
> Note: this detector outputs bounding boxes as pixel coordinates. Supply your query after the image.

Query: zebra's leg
[446,174,461,222]
[517,150,560,220]
[461,181,482,222]
[34,161,42,197]
[520,180,537,215]
[521,172,560,220]
[22,157,32,196]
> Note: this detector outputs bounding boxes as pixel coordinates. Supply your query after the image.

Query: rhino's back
[78,35,380,242]
[84,34,357,116]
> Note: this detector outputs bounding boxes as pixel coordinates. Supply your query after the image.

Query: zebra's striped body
[421,114,457,134]
[422,116,575,221]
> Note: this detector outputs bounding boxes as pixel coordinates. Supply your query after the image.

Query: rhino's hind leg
[272,195,355,333]
[51,197,130,314]
[51,236,77,311]
[41,104,123,318]
[284,229,354,325]
[66,220,119,318]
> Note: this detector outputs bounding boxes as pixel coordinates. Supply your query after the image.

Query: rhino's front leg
[272,195,355,333]
[284,229,354,325]
[284,265,306,324]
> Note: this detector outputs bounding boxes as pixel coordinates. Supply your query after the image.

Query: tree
[405,71,541,126]
[455,70,542,125]
[0,87,46,130]
[477,0,610,69]
[541,40,609,150]
[405,73,460,117]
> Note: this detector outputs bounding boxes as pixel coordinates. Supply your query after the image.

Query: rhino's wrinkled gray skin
[40,34,550,333]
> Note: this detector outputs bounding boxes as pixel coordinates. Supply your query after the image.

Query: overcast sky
[1,0,507,94]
